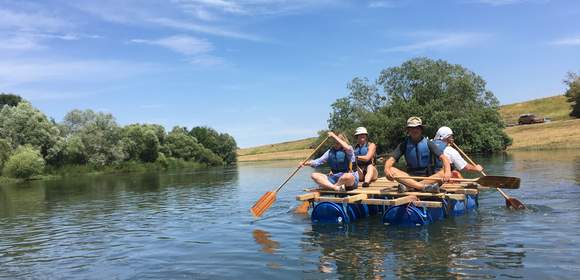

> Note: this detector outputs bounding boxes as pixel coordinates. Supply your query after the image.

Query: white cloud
[466,0,549,6]
[368,1,401,8]
[0,8,70,32]
[132,35,213,55]
[383,32,491,52]
[550,36,580,46]
[148,17,263,41]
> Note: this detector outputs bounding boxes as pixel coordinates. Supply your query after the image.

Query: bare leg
[364,165,378,183]
[311,172,339,191]
[335,173,355,189]
[418,169,446,185]
[390,167,427,191]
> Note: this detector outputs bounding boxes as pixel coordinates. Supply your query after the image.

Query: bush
[3,145,45,179]
[0,138,11,170]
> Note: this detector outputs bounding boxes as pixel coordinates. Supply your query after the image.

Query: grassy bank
[505,118,580,150]
[499,95,571,124]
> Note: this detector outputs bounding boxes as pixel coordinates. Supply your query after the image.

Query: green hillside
[499,95,571,124]
[237,137,317,156]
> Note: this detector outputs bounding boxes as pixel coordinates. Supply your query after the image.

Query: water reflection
[304,215,528,279]
[252,229,280,254]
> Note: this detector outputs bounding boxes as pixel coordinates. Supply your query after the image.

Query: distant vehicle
[518,113,545,125]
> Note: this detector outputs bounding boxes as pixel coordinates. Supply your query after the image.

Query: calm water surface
[1,150,579,279]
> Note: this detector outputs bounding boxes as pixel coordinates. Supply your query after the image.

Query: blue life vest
[404,137,431,175]
[328,148,351,173]
[354,143,374,167]
[431,139,448,172]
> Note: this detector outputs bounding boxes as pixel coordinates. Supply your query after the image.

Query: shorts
[327,172,359,188]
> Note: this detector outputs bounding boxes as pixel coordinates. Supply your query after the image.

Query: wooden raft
[297,177,479,209]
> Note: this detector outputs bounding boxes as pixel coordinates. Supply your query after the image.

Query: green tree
[0,93,23,107]
[165,127,223,166]
[0,101,62,159]
[190,126,237,164]
[564,71,580,118]
[60,109,124,166]
[3,145,45,179]
[0,138,11,170]
[121,124,161,163]
[328,57,511,153]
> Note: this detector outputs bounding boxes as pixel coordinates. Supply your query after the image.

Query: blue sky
[1,0,579,147]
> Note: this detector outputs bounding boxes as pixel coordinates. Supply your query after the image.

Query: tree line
[0,95,237,179]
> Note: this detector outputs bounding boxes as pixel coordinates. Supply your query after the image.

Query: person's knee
[311,173,321,180]
[342,173,354,181]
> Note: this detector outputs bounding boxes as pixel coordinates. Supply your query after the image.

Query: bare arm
[328,132,352,153]
[463,163,484,173]
[439,154,451,181]
[357,143,376,162]
[384,157,396,180]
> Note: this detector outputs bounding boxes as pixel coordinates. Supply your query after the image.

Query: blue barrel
[382,205,430,226]
[311,202,371,224]
[449,195,478,216]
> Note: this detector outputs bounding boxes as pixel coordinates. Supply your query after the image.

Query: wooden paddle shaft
[274,136,329,193]
[450,143,513,200]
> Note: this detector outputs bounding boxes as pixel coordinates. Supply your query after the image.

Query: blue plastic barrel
[449,195,478,216]
[382,204,430,226]
[311,202,372,224]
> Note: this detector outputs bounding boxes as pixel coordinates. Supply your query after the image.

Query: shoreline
[238,119,580,162]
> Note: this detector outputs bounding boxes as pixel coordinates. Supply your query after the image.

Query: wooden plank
[315,193,367,204]
[444,189,479,195]
[361,195,417,206]
[296,192,319,201]
[413,201,442,208]
[445,194,466,201]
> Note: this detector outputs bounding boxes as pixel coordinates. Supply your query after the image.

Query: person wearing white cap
[353,127,378,188]
[384,116,452,193]
[432,126,484,175]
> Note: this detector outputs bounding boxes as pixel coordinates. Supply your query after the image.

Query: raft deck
[297,177,480,210]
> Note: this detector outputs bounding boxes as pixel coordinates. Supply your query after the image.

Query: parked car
[518,113,545,125]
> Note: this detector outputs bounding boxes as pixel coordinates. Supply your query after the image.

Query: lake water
[1,150,579,279]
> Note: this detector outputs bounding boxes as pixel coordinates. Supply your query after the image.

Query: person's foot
[423,183,440,193]
[397,183,407,193]
[336,184,346,192]
[362,182,370,188]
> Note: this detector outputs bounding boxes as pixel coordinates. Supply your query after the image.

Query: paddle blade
[294,201,310,214]
[477,176,520,189]
[251,191,277,217]
[506,197,526,210]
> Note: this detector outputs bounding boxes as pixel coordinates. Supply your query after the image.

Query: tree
[60,109,124,166]
[0,93,23,107]
[165,127,223,166]
[328,57,511,153]
[564,71,580,118]
[0,139,11,170]
[121,124,161,163]
[3,145,45,179]
[0,101,62,159]
[190,126,238,164]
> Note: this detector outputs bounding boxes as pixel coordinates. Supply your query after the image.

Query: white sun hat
[354,127,368,136]
[435,126,454,140]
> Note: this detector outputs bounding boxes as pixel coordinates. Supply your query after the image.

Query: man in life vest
[384,117,452,193]
[303,131,358,192]
[432,126,484,177]
[353,127,378,188]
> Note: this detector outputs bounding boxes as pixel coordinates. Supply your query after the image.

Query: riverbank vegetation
[326,58,511,153]
[0,94,237,180]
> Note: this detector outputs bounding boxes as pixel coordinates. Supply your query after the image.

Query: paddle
[395,175,520,189]
[451,143,526,210]
[251,136,330,217]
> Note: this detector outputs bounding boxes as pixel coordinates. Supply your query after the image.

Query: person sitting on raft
[432,126,484,178]
[384,116,451,193]
[353,127,378,188]
[303,131,358,192]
